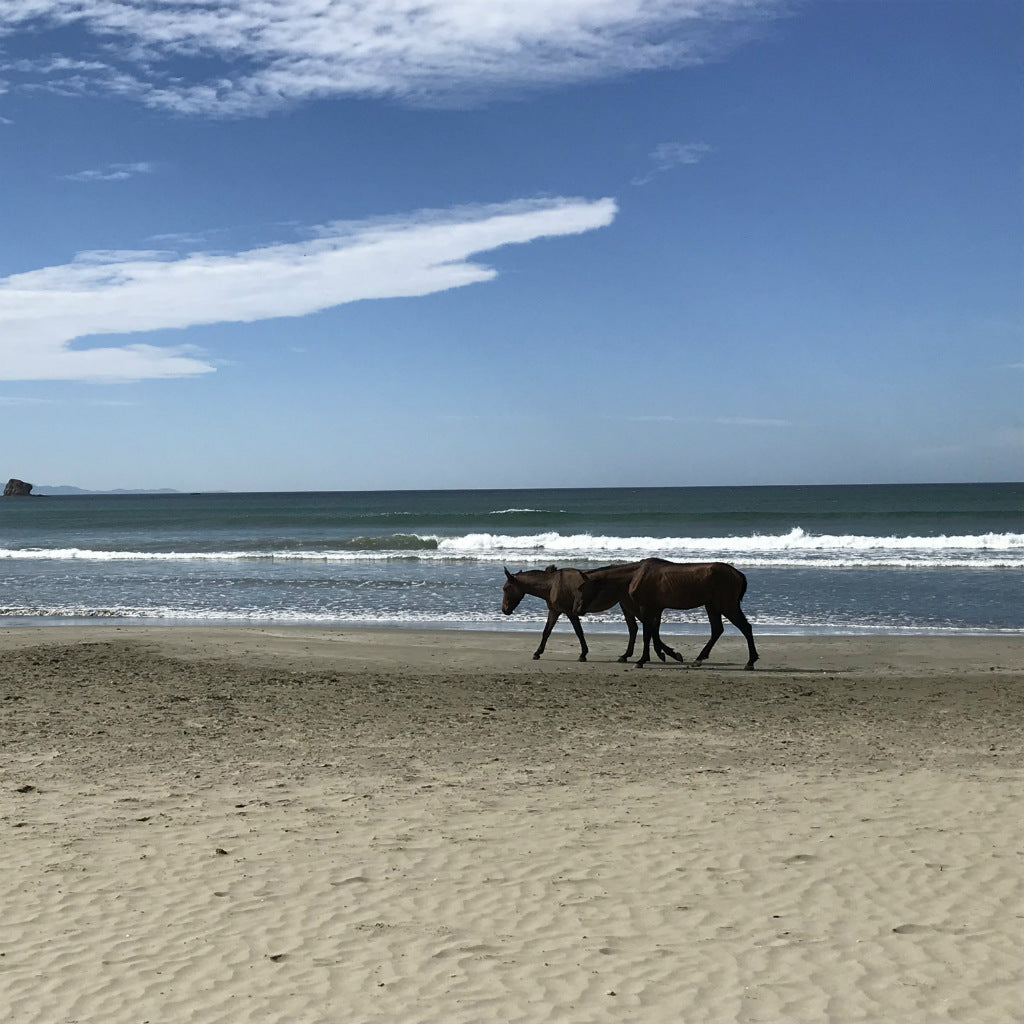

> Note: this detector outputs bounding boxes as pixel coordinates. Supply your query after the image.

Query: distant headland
[3,479,180,496]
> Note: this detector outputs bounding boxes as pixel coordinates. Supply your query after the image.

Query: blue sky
[1,0,1020,491]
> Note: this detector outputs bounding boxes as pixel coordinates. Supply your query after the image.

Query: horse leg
[650,611,667,661]
[533,608,560,659]
[726,607,759,669]
[651,612,684,663]
[619,607,638,662]
[568,614,589,662]
[695,606,725,664]
[635,620,654,668]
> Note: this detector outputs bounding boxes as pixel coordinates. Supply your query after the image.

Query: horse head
[502,566,525,615]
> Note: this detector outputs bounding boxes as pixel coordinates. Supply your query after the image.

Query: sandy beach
[1,626,1021,1023]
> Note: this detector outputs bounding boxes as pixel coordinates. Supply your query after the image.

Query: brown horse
[574,557,758,670]
[502,564,643,662]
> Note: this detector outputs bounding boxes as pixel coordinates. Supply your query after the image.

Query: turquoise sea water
[0,483,1021,635]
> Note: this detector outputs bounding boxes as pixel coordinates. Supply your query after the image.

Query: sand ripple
[2,769,1020,1023]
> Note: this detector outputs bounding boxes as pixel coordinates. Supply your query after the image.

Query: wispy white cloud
[617,414,679,423]
[612,413,792,427]
[147,230,219,247]
[715,416,793,428]
[0,395,57,405]
[60,161,154,182]
[2,1,786,116]
[0,196,617,382]
[632,141,713,185]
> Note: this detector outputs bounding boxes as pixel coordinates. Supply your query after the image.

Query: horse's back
[630,559,746,611]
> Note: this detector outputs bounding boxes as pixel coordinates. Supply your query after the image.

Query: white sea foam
[487,508,552,514]
[0,605,519,624]
[434,528,1024,568]
[0,604,1015,637]
[1,528,1021,569]
[440,526,1023,554]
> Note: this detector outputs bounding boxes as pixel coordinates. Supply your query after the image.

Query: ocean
[0,483,1021,636]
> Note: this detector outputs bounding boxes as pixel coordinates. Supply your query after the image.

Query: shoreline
[1,616,1021,637]
[2,628,1021,1022]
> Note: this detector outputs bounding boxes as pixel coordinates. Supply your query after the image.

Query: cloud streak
[2,1,786,115]
[715,416,793,428]
[0,196,617,382]
[60,161,154,182]
[632,142,713,184]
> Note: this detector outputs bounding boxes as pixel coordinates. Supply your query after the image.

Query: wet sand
[1,627,1021,1023]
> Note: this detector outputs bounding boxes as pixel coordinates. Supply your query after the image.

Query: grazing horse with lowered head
[502,564,643,662]
[574,557,758,670]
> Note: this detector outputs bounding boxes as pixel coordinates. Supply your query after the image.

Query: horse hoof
[532,654,541,660]
[617,655,628,663]
[578,655,587,662]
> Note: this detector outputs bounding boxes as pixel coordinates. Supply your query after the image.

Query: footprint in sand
[892,923,936,934]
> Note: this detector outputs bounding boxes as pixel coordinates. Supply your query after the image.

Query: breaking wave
[435,527,1024,568]
[2,526,1019,569]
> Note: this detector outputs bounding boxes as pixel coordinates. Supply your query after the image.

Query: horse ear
[544,564,557,573]
[504,566,514,580]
